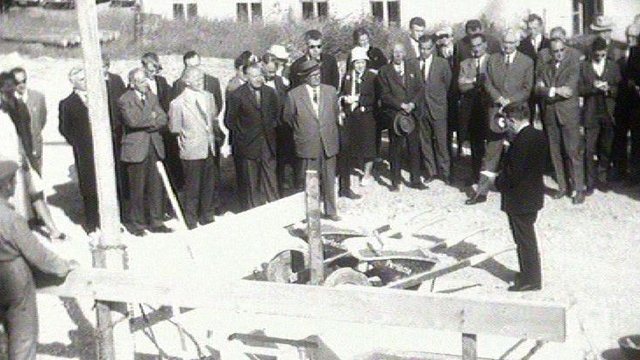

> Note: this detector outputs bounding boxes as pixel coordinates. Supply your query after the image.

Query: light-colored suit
[169,89,219,161]
[19,89,46,172]
[283,83,340,216]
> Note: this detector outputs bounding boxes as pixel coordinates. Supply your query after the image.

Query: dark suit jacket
[455,34,501,64]
[225,83,279,159]
[496,125,548,214]
[485,51,534,118]
[518,35,551,62]
[536,57,581,126]
[414,56,452,122]
[21,89,46,169]
[106,73,127,154]
[283,84,340,159]
[579,59,622,123]
[346,46,388,71]
[117,90,167,163]
[401,34,421,61]
[153,75,173,114]
[340,70,377,114]
[289,53,340,90]
[172,73,223,116]
[617,46,640,118]
[376,61,424,122]
[58,92,96,197]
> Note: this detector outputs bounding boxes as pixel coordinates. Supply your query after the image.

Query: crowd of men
[1,13,640,237]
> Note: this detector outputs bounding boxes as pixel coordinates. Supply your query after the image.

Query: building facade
[141,0,640,41]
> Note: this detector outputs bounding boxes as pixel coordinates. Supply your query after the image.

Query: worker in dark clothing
[0,160,74,360]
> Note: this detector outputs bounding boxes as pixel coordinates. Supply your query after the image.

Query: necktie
[475,58,481,80]
[195,95,208,121]
[421,60,426,80]
[505,55,510,68]
[313,87,319,105]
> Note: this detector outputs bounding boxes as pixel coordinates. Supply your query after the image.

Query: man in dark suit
[59,67,99,233]
[467,29,534,205]
[403,17,427,61]
[283,60,341,221]
[118,68,171,236]
[226,63,279,210]
[580,38,622,194]
[455,19,501,65]
[377,43,426,192]
[458,33,491,184]
[518,14,551,62]
[416,34,452,184]
[612,24,640,182]
[492,103,548,292]
[263,53,298,195]
[289,30,340,90]
[170,67,224,230]
[537,38,585,204]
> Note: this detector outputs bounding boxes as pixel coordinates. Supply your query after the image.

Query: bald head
[181,66,205,91]
[391,42,406,65]
[129,67,150,94]
[627,24,640,46]
[502,29,521,55]
[68,66,86,91]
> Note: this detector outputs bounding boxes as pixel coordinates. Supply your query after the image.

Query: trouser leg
[242,157,261,210]
[260,152,279,203]
[584,124,600,189]
[508,212,541,287]
[322,155,338,217]
[545,115,568,192]
[562,123,585,192]
[389,132,402,186]
[480,139,504,173]
[5,286,38,360]
[433,120,451,178]
[198,152,217,224]
[406,129,422,183]
[146,148,164,229]
[338,153,351,191]
[82,194,99,233]
[598,119,615,182]
[182,158,203,229]
[126,159,147,231]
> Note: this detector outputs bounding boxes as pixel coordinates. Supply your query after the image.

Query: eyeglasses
[15,79,26,85]
[308,45,322,49]
[552,48,565,53]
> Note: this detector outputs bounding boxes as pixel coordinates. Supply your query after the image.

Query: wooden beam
[37,269,566,342]
[305,170,323,285]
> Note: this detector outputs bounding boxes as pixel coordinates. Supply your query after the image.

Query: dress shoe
[390,184,400,192]
[408,181,428,190]
[130,229,146,237]
[422,176,435,184]
[597,182,611,193]
[443,175,453,186]
[465,194,487,205]
[552,190,566,200]
[508,283,541,292]
[572,191,586,205]
[148,225,174,233]
[322,214,342,222]
[339,189,362,200]
[584,186,595,196]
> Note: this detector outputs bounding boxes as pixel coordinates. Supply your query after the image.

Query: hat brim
[393,113,416,136]
[591,24,613,31]
[299,65,321,77]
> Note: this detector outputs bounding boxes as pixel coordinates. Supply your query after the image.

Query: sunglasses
[552,48,565,53]
[309,45,322,49]
[15,79,26,85]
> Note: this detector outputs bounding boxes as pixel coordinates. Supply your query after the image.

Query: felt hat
[393,112,416,136]
[436,26,453,38]
[350,46,369,62]
[590,15,613,32]
[268,44,290,61]
[0,160,19,185]
[297,59,321,77]
[489,108,510,134]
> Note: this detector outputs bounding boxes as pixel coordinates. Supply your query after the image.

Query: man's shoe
[585,186,595,197]
[322,214,342,222]
[130,229,146,237]
[572,191,586,205]
[422,176,435,185]
[443,175,453,186]
[508,283,542,292]
[148,225,174,233]
[465,194,487,205]
[390,184,400,192]
[552,190,566,200]
[597,182,611,193]
[339,189,362,200]
[408,181,428,190]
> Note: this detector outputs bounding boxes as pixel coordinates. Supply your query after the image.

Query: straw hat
[350,46,369,62]
[590,15,613,32]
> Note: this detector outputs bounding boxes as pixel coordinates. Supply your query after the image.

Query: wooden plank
[462,333,477,360]
[305,170,323,285]
[37,269,566,342]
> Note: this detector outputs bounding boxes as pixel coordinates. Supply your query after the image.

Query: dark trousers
[338,155,366,191]
[585,114,615,187]
[419,115,451,179]
[300,152,337,217]
[237,152,279,210]
[163,133,185,191]
[276,153,301,194]
[81,193,100,233]
[182,151,217,229]
[389,129,421,186]
[126,145,164,231]
[612,107,640,177]
[507,212,541,287]
[545,111,585,192]
[0,260,38,360]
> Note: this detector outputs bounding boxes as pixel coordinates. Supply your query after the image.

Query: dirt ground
[0,52,639,360]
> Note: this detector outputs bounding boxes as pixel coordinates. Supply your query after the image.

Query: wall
[603,0,640,42]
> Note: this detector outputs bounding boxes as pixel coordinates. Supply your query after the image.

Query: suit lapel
[300,86,318,120]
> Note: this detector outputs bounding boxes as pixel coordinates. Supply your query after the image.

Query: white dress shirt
[592,59,606,77]
[306,84,320,116]
[421,55,434,82]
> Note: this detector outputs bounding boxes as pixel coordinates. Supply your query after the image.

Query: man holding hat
[283,59,341,221]
[0,159,75,360]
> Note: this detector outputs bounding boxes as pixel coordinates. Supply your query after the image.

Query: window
[187,3,198,19]
[173,3,185,20]
[237,1,262,23]
[237,3,249,22]
[301,0,328,20]
[251,2,263,22]
[370,0,400,26]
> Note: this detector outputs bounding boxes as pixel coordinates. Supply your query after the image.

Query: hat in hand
[393,112,416,136]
